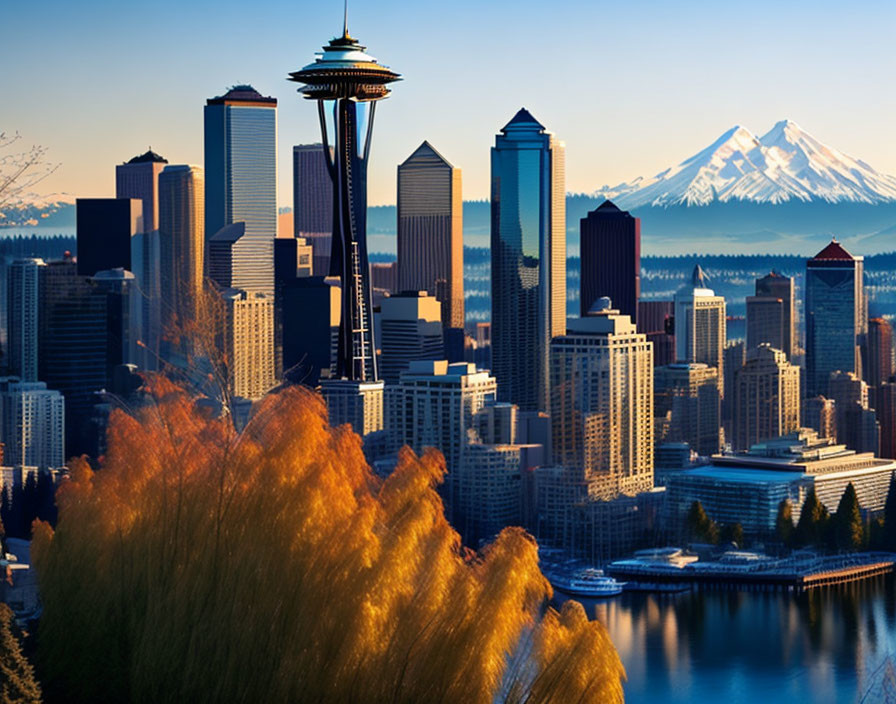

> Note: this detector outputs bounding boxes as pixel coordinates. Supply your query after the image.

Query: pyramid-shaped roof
[401,140,453,168]
[502,108,545,132]
[596,200,622,212]
[812,238,855,261]
[208,85,277,106]
[126,149,168,165]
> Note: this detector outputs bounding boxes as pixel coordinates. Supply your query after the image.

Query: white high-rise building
[6,258,45,381]
[0,377,65,469]
[674,264,726,390]
[549,299,654,498]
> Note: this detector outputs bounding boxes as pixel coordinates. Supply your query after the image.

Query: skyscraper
[802,395,836,441]
[289,26,399,382]
[75,198,143,277]
[204,85,277,296]
[654,362,721,457]
[827,370,875,451]
[158,165,205,331]
[0,377,64,469]
[864,317,894,398]
[733,344,801,451]
[805,239,866,396]
[637,300,674,367]
[674,264,726,388]
[219,289,276,401]
[6,258,44,381]
[550,302,654,497]
[397,141,464,348]
[379,291,443,384]
[117,151,167,372]
[281,277,340,386]
[491,108,565,412]
[722,340,745,444]
[579,200,640,324]
[293,143,333,275]
[747,271,795,360]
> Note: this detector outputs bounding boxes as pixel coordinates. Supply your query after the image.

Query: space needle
[288,10,400,382]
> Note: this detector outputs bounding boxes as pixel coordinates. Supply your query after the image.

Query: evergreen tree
[795,489,829,548]
[883,472,896,551]
[686,500,719,544]
[833,482,864,551]
[775,499,794,547]
[0,603,42,703]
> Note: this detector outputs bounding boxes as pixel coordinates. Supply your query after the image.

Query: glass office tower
[204,85,277,296]
[490,108,565,412]
[805,239,866,396]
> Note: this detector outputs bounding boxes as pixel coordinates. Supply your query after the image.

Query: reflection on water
[554,575,896,704]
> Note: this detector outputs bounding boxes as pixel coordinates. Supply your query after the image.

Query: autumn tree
[775,499,794,548]
[794,489,829,548]
[720,523,744,547]
[32,379,625,703]
[0,604,42,703]
[0,132,58,211]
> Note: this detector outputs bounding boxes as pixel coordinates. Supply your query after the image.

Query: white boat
[551,568,625,597]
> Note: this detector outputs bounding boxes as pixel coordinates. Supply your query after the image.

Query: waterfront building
[674,264,726,389]
[666,430,896,539]
[397,142,464,351]
[379,291,443,384]
[204,85,277,296]
[637,301,674,367]
[292,144,333,275]
[0,377,64,469]
[289,28,399,382]
[805,239,866,396]
[490,108,565,412]
[282,277,340,385]
[654,362,720,457]
[747,272,795,360]
[158,165,205,333]
[5,258,44,381]
[802,395,836,441]
[550,300,654,497]
[733,344,800,451]
[579,200,639,324]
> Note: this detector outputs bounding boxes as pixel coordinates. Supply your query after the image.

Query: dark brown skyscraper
[580,200,640,324]
[747,271,795,361]
[637,300,674,367]
[292,144,333,275]
[397,142,464,339]
[865,317,894,389]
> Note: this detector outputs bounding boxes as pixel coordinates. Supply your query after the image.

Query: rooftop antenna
[343,0,349,37]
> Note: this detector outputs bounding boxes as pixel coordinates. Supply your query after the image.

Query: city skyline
[3,0,896,208]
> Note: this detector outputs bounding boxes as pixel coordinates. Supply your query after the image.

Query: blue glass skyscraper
[204,86,277,296]
[490,109,566,412]
[805,239,866,396]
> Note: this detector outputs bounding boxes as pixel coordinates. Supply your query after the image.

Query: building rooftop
[400,141,453,168]
[125,149,168,165]
[207,85,277,106]
[501,108,546,133]
[210,222,246,243]
[811,238,856,262]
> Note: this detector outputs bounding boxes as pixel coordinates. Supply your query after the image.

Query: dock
[606,552,896,592]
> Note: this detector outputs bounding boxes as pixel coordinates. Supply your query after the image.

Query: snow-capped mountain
[594,120,896,208]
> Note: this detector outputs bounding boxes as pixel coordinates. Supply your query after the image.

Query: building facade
[805,239,866,396]
[5,258,44,381]
[204,85,278,296]
[379,291,443,384]
[397,142,464,344]
[292,143,333,276]
[748,271,795,360]
[674,265,726,389]
[0,377,64,469]
[490,108,565,412]
[579,200,640,324]
[654,363,721,457]
[733,344,801,451]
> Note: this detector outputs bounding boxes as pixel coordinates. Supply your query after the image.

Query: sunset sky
[3,0,894,206]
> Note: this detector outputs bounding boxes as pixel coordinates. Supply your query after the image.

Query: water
[556,576,896,703]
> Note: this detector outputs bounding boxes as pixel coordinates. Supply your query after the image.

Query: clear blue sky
[2,0,894,206]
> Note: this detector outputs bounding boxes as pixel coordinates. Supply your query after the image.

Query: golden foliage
[32,378,624,703]
[0,603,41,704]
